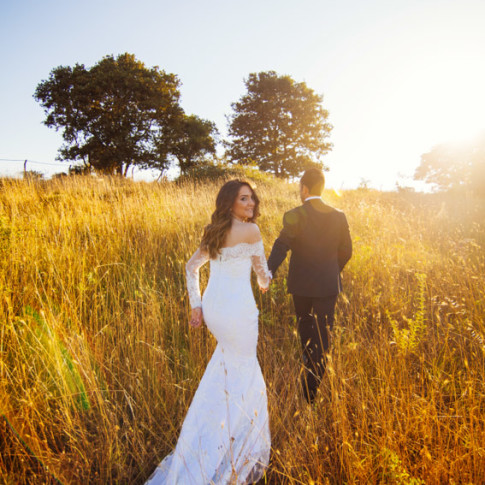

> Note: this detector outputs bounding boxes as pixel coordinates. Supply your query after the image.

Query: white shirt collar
[304,196,321,202]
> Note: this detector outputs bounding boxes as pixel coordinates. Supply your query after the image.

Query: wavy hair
[201,179,260,259]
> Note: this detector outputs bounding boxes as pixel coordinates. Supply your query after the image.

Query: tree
[162,115,218,175]
[414,133,485,193]
[34,53,216,177]
[225,71,333,178]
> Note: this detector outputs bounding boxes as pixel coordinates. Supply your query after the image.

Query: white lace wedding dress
[146,240,272,485]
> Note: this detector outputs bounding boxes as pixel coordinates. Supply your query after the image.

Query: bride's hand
[190,307,203,328]
[259,282,270,293]
[259,276,272,293]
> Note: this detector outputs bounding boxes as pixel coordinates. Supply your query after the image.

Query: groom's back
[268,198,352,298]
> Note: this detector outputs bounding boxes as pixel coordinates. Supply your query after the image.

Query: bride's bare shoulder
[243,222,262,243]
[225,222,262,247]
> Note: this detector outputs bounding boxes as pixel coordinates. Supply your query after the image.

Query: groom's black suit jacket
[268,198,352,297]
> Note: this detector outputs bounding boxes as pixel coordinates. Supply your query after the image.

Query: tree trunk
[123,163,131,177]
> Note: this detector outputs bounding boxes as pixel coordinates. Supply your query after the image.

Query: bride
[146,179,272,484]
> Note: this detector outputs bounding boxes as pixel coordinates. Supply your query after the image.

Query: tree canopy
[225,71,332,178]
[34,53,217,176]
[167,115,218,175]
[414,133,485,193]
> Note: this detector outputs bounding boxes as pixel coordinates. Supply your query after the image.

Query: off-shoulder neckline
[220,240,262,251]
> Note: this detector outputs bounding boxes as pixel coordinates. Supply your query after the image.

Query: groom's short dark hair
[301,168,325,195]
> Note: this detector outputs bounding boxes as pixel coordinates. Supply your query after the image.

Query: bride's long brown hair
[201,179,260,259]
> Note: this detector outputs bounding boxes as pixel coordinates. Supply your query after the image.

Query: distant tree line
[34,53,332,179]
[414,132,485,194]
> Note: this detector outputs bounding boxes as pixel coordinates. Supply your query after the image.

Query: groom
[268,168,352,403]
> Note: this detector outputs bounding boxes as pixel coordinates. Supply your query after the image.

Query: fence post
[24,160,27,177]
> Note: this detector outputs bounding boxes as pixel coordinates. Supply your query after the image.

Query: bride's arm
[186,247,210,326]
[251,239,272,291]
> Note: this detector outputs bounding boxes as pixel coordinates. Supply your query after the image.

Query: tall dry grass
[0,176,484,484]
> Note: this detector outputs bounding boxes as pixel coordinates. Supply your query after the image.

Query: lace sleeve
[251,239,272,290]
[185,247,210,309]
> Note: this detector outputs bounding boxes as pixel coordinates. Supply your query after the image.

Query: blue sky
[1,0,484,189]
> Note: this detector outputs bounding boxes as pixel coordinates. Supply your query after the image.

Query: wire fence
[0,158,169,182]
[0,158,68,179]
[0,158,65,167]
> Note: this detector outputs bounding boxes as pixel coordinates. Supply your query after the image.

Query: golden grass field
[0,175,484,484]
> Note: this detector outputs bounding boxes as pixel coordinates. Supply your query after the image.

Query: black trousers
[293,294,338,403]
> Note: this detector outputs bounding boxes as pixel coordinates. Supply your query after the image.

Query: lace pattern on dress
[249,240,272,290]
[185,247,209,308]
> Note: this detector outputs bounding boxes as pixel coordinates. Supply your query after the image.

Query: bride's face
[231,185,255,221]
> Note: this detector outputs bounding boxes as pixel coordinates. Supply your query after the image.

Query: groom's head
[300,168,325,202]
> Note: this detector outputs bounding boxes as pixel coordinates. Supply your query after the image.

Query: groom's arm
[338,212,352,271]
[267,210,299,277]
